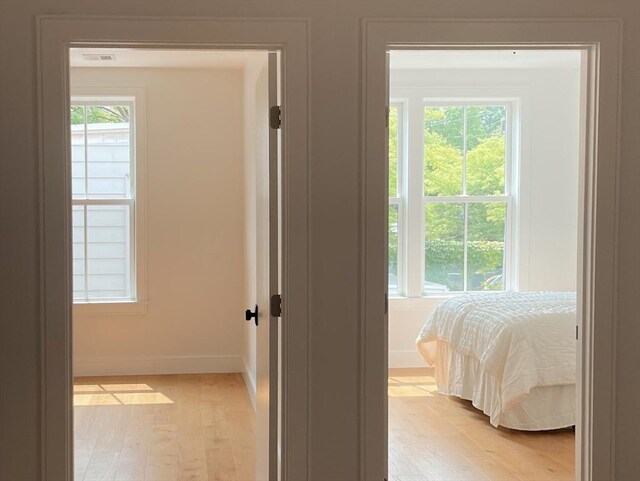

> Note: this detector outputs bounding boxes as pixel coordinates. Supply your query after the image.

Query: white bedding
[416,291,576,429]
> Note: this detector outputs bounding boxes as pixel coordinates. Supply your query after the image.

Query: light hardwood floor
[74,373,255,481]
[388,368,575,481]
[75,370,574,481]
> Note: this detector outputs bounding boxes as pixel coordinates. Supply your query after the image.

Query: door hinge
[385,106,390,128]
[271,294,282,318]
[384,292,388,315]
[270,105,282,129]
[576,325,579,340]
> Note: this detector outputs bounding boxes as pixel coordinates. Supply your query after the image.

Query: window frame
[391,94,518,297]
[71,87,148,316]
[387,101,406,296]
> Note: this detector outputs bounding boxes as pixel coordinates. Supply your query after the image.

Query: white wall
[3,3,640,479]
[71,67,247,376]
[389,66,582,367]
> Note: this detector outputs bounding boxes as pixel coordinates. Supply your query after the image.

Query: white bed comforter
[416,291,576,411]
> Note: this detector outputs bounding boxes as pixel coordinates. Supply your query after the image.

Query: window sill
[73,300,148,317]
[389,296,446,311]
[390,294,457,300]
[389,291,510,309]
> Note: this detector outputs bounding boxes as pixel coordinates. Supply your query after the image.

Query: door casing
[36,16,309,481]
[361,19,622,481]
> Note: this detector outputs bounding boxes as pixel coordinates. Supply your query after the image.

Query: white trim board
[242,357,258,410]
[388,351,424,368]
[37,16,310,481]
[73,354,244,377]
[362,19,621,481]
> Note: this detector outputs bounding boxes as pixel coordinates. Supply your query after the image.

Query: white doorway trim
[361,19,621,481]
[36,16,310,481]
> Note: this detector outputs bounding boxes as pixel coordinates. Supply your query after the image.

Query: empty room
[69,48,277,481]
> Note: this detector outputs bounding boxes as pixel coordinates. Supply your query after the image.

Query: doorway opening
[386,48,585,480]
[68,47,281,481]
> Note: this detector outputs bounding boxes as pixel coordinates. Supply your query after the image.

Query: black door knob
[245,305,258,326]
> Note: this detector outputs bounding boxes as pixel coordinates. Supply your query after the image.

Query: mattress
[416,291,577,430]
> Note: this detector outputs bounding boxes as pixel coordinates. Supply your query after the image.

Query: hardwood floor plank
[114,422,152,481]
[83,451,120,481]
[234,461,256,481]
[75,369,572,481]
[74,446,93,481]
[205,447,238,481]
[202,422,232,451]
[114,447,149,481]
[75,374,254,481]
[145,459,178,481]
[177,435,208,481]
[388,368,575,481]
[465,456,522,481]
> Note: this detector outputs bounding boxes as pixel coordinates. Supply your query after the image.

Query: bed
[416,291,576,431]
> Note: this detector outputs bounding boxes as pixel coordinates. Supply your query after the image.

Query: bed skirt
[418,339,575,431]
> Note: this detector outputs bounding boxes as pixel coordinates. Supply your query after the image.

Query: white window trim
[390,88,523,298]
[71,86,148,316]
[388,100,406,296]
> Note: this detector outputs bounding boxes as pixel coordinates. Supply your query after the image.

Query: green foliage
[424,131,463,196]
[424,109,506,198]
[425,239,504,291]
[388,204,399,283]
[425,238,464,290]
[468,202,506,244]
[425,203,464,253]
[389,106,399,197]
[425,106,505,151]
[388,107,400,286]
[398,105,509,291]
[467,136,505,196]
[423,105,507,246]
[71,105,130,125]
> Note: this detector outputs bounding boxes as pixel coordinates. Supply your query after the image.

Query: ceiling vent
[82,53,116,61]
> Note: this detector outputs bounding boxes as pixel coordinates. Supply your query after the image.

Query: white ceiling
[70,48,580,70]
[389,50,582,69]
[69,48,266,69]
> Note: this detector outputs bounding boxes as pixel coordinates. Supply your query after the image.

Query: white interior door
[383,50,390,479]
[254,51,281,481]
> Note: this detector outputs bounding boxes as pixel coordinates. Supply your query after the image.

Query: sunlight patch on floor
[73,383,173,405]
[388,385,439,397]
[388,373,439,397]
[100,383,155,392]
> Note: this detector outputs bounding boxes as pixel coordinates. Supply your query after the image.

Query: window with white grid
[389,100,514,296]
[71,100,136,302]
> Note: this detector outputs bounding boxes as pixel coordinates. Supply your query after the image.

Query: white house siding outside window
[71,100,137,303]
[389,100,514,297]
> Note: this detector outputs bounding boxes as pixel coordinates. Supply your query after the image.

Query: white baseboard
[242,358,257,411]
[389,350,425,368]
[73,354,243,377]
